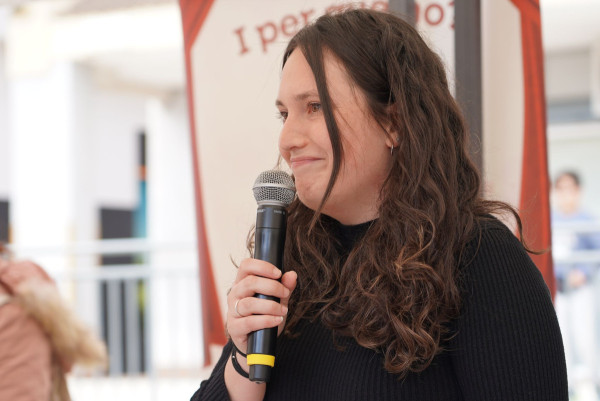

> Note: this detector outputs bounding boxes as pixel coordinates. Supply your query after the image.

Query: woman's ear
[384,121,400,149]
[384,132,399,149]
[383,106,399,149]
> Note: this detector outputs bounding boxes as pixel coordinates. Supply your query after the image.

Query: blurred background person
[552,171,600,399]
[553,171,599,291]
[0,243,107,401]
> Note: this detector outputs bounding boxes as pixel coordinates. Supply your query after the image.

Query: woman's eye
[308,102,321,113]
[277,111,288,122]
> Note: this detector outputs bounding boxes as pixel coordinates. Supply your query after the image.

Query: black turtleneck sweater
[192,217,568,401]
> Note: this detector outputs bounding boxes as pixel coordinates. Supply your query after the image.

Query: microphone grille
[252,170,296,206]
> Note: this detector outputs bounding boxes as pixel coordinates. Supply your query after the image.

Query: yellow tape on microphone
[247,353,275,367]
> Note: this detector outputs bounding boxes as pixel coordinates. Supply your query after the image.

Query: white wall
[0,44,10,198]
[9,62,79,251]
[591,38,600,117]
[146,93,196,244]
[88,86,145,209]
[545,49,590,102]
[146,93,202,371]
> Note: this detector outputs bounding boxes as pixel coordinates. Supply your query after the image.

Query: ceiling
[0,0,172,13]
[0,0,598,92]
[541,0,600,53]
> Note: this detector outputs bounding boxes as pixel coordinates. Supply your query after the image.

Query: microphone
[247,170,295,383]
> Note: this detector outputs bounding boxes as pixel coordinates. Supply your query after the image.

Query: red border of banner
[510,0,555,298]
[179,0,226,366]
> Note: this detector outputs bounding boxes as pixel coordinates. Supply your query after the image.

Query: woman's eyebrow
[275,90,320,107]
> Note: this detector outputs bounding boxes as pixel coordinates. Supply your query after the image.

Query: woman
[193,8,567,401]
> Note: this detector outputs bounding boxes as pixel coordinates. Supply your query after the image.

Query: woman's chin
[296,191,324,213]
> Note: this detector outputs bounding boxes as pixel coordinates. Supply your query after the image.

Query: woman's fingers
[229,259,290,302]
[236,258,282,283]
[236,314,284,334]
[233,297,288,319]
[230,274,290,302]
[226,260,298,352]
[227,298,285,351]
[227,314,284,354]
[280,271,297,308]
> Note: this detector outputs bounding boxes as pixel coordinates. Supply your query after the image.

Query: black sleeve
[451,222,568,400]
[190,341,233,401]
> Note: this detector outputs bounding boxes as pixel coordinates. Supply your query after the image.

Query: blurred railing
[10,223,600,400]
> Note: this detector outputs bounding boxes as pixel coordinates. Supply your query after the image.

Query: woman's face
[277,49,394,225]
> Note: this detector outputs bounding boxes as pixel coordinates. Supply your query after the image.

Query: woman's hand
[226,258,297,354]
[224,260,296,401]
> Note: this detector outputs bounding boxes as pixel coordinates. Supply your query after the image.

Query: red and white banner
[179,0,554,365]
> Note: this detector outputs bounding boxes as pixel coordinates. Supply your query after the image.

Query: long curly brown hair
[250,9,526,377]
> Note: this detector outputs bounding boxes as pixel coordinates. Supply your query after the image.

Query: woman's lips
[290,157,320,170]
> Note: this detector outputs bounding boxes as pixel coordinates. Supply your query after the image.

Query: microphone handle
[247,204,287,383]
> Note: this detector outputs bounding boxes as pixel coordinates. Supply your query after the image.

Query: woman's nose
[278,114,307,154]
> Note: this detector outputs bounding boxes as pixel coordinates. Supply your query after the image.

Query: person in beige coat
[0,243,107,401]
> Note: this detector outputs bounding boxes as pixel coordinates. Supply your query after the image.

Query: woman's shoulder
[463,215,530,267]
[472,213,517,239]
[0,259,54,292]
[450,217,568,400]
[458,214,552,308]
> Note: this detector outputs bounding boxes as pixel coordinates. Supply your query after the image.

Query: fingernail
[273,268,282,277]
[282,306,288,314]
[276,316,284,323]
[283,288,290,297]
